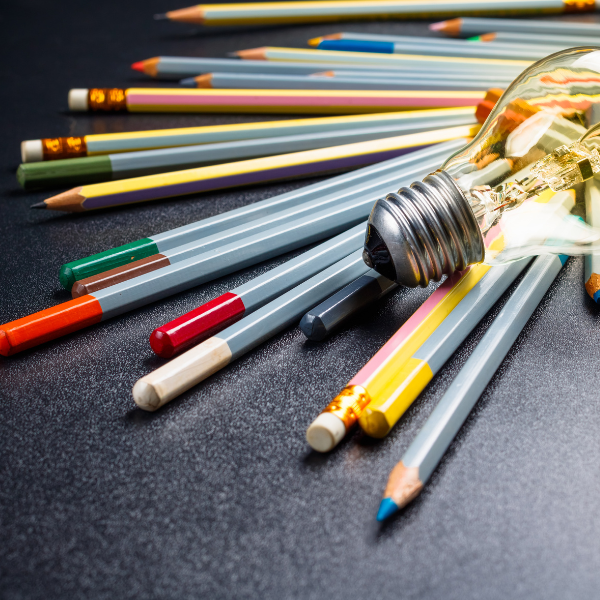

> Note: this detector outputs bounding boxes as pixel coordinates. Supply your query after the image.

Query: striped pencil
[376,253,568,520]
[299,270,397,341]
[305,189,563,452]
[57,140,467,289]
[313,39,555,62]
[157,0,594,27]
[68,153,436,297]
[21,107,476,162]
[0,198,378,356]
[358,189,574,439]
[234,47,529,75]
[150,224,365,358]
[18,118,477,189]
[431,16,600,37]
[585,178,600,303]
[131,56,510,80]
[133,250,371,412]
[181,72,504,92]
[67,87,485,115]
[34,125,478,213]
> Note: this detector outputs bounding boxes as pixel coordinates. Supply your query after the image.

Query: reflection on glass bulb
[364,47,600,287]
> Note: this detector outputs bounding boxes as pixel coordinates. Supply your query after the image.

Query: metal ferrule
[363,170,484,287]
[322,385,371,429]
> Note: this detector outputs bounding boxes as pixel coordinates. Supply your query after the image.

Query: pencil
[157,0,594,27]
[470,31,600,47]
[234,47,529,75]
[131,55,506,80]
[57,139,467,290]
[22,107,473,163]
[299,270,397,341]
[430,16,600,37]
[358,189,574,440]
[585,178,600,303]
[18,117,478,189]
[376,254,568,520]
[150,223,365,358]
[313,39,555,62]
[0,199,376,356]
[182,72,504,92]
[67,87,485,115]
[68,151,436,296]
[305,188,562,452]
[34,124,479,213]
[133,250,370,412]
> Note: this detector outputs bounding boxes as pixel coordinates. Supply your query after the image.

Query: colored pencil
[585,178,600,303]
[0,201,374,356]
[316,69,515,85]
[305,189,563,452]
[376,254,568,520]
[18,117,478,189]
[430,16,600,37]
[67,87,485,115]
[57,139,466,290]
[181,72,503,92]
[34,125,479,213]
[133,250,370,412]
[314,38,555,62]
[299,271,397,341]
[150,224,365,358]
[22,107,473,163]
[131,56,507,80]
[68,153,437,297]
[157,0,594,27]
[234,47,529,75]
[358,189,574,440]
[470,31,600,47]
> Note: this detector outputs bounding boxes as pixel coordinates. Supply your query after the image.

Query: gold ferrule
[88,88,127,111]
[322,385,371,429]
[42,136,87,160]
[563,0,595,11]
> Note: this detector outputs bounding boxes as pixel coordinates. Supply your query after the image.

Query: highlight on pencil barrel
[56,140,467,290]
[133,250,370,412]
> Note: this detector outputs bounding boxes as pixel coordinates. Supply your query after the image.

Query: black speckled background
[3,2,600,599]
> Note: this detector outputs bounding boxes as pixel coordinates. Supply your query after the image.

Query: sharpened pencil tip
[179,77,197,87]
[131,61,145,73]
[376,497,399,522]
[154,13,168,20]
[31,202,47,209]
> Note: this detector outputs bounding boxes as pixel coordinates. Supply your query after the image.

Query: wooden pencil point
[42,187,86,212]
[429,18,462,36]
[235,48,268,60]
[195,74,213,89]
[165,6,205,25]
[384,462,423,510]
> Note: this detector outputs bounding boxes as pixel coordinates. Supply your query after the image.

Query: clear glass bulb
[364,47,600,287]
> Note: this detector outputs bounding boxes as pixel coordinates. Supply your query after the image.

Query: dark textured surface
[2,2,600,599]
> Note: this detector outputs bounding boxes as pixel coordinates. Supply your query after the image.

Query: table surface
[3,2,600,599]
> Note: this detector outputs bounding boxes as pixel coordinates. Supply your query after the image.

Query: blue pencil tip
[376,497,399,522]
[179,77,196,87]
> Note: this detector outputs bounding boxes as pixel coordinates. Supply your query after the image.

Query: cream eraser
[21,140,43,163]
[68,89,89,111]
[306,413,346,453]
[132,380,161,412]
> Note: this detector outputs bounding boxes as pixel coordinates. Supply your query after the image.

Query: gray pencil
[70,151,443,296]
[432,16,600,38]
[474,30,600,47]
[18,117,477,189]
[377,252,567,520]
[182,72,506,92]
[299,270,397,341]
[133,249,370,411]
[319,69,515,84]
[59,139,465,290]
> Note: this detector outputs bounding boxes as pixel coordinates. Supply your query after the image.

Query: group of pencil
[7,0,600,521]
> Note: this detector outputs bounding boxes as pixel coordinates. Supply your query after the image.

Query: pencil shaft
[402,254,566,484]
[585,178,600,302]
[477,31,600,47]
[58,139,465,289]
[322,69,515,84]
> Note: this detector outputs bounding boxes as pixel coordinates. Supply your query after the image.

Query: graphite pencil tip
[179,77,197,87]
[154,13,168,20]
[376,497,399,522]
[31,201,47,209]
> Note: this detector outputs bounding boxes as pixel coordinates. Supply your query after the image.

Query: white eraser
[68,89,89,111]
[306,413,346,453]
[21,140,43,163]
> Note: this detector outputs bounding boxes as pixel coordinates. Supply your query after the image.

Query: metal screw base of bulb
[363,170,485,288]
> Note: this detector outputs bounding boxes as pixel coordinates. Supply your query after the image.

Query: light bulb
[363,48,600,287]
